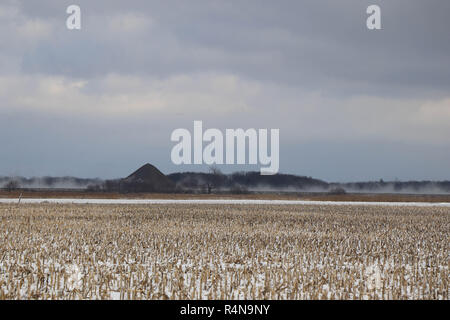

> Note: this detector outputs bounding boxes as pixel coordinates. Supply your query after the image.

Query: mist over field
[2,170,450,195]
[0,176,100,190]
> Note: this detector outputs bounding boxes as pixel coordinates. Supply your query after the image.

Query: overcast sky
[1,0,449,181]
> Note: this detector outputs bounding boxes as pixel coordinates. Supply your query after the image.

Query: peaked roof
[121,163,175,192]
[125,163,167,181]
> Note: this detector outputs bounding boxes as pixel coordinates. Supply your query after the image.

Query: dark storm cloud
[14,0,450,97]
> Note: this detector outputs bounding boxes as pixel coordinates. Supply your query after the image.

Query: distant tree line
[2,173,450,195]
[167,169,329,194]
[0,176,102,191]
[331,180,450,194]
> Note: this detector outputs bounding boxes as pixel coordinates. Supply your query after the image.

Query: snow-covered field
[1,198,450,207]
[0,203,448,300]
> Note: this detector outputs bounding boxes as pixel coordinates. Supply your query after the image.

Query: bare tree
[208,165,222,176]
[5,180,20,192]
[205,166,224,194]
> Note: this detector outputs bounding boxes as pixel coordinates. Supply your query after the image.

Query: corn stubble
[0,203,448,300]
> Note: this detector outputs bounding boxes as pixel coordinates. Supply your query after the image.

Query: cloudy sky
[0,0,449,181]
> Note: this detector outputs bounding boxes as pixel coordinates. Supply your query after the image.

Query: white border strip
[0,198,450,207]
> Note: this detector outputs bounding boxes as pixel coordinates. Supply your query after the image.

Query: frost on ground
[65,264,83,292]
[0,198,450,208]
[0,203,448,300]
[1,198,450,207]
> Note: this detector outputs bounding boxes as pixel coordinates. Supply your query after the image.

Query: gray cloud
[12,0,450,96]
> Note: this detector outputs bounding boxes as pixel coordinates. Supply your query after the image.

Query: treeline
[2,173,450,194]
[87,179,176,193]
[167,171,329,194]
[48,171,329,194]
[167,172,450,194]
[332,180,450,194]
[0,176,101,190]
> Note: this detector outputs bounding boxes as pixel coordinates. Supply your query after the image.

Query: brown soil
[1,190,450,202]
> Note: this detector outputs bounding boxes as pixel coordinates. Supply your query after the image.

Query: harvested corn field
[0,203,448,300]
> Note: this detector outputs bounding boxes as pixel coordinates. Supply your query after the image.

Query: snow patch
[0,198,450,207]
